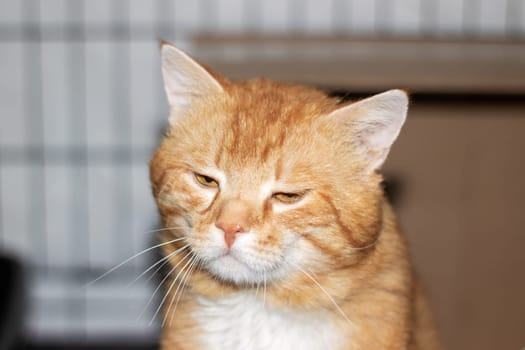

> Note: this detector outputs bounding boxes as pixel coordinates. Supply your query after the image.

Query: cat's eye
[272,192,304,204]
[194,173,219,188]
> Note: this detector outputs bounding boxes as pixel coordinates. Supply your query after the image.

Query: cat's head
[150,43,408,287]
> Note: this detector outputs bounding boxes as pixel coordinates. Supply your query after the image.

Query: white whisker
[143,255,172,285]
[126,243,190,288]
[137,250,193,322]
[143,226,188,234]
[291,262,352,325]
[167,255,199,327]
[263,271,267,308]
[85,237,186,287]
[163,255,196,327]
[151,271,178,326]
[150,253,195,326]
[350,238,379,251]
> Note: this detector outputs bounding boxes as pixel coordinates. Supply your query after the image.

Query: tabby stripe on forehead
[214,134,225,166]
[274,157,283,182]
[260,131,287,163]
[261,143,272,162]
[262,197,272,220]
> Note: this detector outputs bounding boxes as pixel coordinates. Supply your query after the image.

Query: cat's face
[150,43,408,286]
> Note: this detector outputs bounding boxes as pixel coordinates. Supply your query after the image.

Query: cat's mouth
[204,249,285,285]
[187,227,299,285]
[215,253,249,271]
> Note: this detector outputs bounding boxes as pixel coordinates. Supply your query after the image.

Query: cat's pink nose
[215,222,246,248]
[215,199,251,248]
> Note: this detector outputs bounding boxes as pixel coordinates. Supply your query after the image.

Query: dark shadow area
[0,253,26,350]
[381,174,403,208]
[26,342,158,350]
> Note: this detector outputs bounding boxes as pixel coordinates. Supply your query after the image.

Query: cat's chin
[205,253,284,285]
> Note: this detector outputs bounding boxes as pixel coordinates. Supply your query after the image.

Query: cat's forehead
[173,80,342,186]
[213,81,335,160]
[230,79,334,120]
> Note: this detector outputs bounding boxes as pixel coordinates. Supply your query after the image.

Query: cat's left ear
[160,41,224,125]
[329,89,408,172]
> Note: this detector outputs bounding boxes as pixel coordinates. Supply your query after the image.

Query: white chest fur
[193,292,346,350]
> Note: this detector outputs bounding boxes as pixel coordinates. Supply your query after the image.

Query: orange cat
[150,42,441,350]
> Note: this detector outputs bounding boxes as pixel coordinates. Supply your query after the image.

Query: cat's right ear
[160,41,224,125]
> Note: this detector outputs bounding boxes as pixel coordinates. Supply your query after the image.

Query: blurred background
[0,0,524,349]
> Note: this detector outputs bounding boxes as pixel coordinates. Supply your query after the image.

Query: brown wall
[383,98,525,350]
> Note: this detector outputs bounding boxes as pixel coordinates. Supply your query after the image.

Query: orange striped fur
[150,43,441,350]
